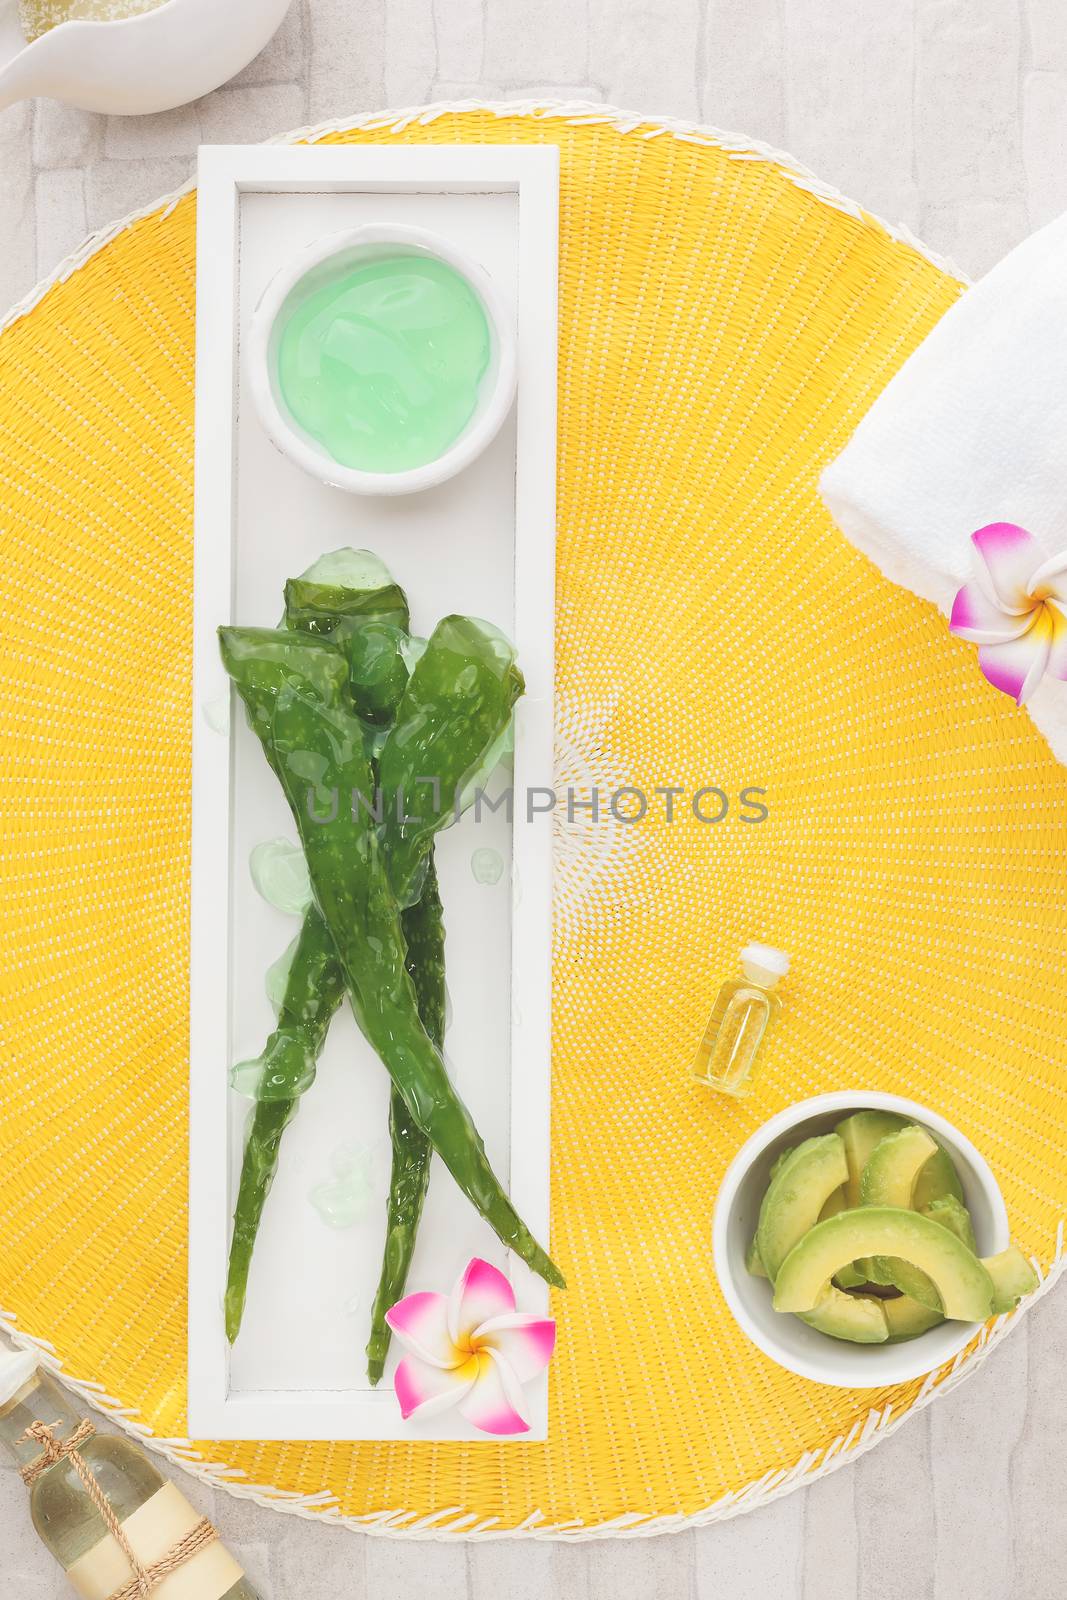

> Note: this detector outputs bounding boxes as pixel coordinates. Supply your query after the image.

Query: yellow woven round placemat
[1,104,1065,1538]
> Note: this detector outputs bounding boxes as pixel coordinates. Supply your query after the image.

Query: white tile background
[3,1,1066,1594]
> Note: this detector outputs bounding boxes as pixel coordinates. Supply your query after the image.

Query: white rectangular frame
[188,144,559,1441]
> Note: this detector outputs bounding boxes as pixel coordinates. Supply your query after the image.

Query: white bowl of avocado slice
[711,1091,1026,1387]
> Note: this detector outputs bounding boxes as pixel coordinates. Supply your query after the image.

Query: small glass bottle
[0,1346,260,1599]
[692,943,790,1097]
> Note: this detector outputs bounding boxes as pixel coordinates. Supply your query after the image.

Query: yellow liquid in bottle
[692,977,781,1097]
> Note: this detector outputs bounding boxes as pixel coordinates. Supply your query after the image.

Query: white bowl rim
[245,222,518,498]
[711,1090,1011,1388]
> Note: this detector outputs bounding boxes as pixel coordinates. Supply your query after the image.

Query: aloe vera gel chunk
[276,254,491,474]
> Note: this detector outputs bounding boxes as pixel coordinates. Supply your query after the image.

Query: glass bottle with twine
[0,1345,260,1598]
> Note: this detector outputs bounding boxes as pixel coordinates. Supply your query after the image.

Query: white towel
[819,209,1067,764]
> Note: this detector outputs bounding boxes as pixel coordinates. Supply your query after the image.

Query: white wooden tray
[188,144,559,1441]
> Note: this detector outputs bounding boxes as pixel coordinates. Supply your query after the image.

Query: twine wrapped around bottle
[18,1420,219,1600]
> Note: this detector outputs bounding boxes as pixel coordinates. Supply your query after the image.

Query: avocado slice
[819,1186,847,1221]
[828,1117,931,1290]
[745,1144,803,1278]
[867,1189,974,1313]
[836,1111,911,1284]
[756,1133,848,1280]
[769,1145,799,1181]
[745,1143,809,1279]
[868,1257,943,1312]
[860,1126,938,1206]
[924,1194,976,1252]
[982,1245,1038,1313]
[836,1110,908,1206]
[773,1207,995,1321]
[799,1284,888,1344]
[860,1126,941,1308]
[912,1144,965,1211]
[883,1294,945,1342]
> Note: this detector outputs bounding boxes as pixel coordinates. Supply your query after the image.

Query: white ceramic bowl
[712,1091,1009,1387]
[247,224,517,497]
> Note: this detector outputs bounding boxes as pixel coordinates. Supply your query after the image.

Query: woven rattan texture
[1,109,1065,1536]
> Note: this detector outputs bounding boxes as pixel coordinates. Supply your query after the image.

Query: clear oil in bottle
[692,943,790,1097]
[0,1347,261,1599]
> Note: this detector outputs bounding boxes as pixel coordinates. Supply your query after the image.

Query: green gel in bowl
[274,252,492,475]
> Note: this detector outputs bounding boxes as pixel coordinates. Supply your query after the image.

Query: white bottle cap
[740,943,790,987]
[0,1347,39,1408]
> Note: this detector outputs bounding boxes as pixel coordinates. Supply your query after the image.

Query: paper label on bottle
[65,1481,244,1600]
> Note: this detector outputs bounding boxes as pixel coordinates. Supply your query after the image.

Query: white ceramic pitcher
[0,0,292,115]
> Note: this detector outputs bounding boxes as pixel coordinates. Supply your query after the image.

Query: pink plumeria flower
[950,523,1067,705]
[385,1257,556,1435]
